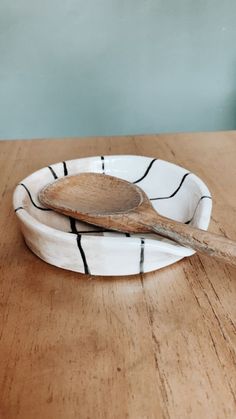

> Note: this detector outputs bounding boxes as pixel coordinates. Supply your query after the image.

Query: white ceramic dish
[13,155,212,276]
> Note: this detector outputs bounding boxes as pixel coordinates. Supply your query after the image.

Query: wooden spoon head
[39,173,155,233]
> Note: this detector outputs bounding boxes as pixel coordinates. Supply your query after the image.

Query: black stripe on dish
[18,184,52,211]
[14,206,24,212]
[69,217,78,233]
[76,234,90,274]
[133,158,157,184]
[150,172,190,200]
[185,196,212,225]
[69,227,112,234]
[63,161,68,176]
[75,229,111,234]
[101,156,105,173]
[48,166,58,179]
[139,238,145,274]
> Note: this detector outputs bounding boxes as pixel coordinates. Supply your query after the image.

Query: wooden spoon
[39,172,236,266]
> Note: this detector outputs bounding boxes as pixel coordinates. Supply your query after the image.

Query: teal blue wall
[0,0,236,139]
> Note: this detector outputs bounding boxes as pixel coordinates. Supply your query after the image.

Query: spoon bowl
[40,173,143,215]
[39,173,155,233]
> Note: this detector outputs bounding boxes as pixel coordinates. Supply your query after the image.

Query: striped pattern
[150,172,190,200]
[185,196,212,225]
[14,156,212,275]
[133,159,157,184]
[63,161,68,176]
[18,183,52,211]
[48,166,58,179]
[140,239,145,273]
[101,156,105,174]
[76,235,90,274]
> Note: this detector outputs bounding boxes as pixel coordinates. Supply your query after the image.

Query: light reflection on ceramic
[13,155,212,276]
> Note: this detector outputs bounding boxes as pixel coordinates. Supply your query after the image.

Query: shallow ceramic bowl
[13,155,212,276]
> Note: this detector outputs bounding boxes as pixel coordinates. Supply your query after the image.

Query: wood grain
[0,132,236,419]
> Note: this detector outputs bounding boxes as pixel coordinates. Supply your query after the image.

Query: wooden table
[0,132,236,419]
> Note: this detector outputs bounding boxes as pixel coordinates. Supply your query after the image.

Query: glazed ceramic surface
[13,155,212,276]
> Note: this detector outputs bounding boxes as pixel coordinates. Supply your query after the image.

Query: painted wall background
[0,0,236,139]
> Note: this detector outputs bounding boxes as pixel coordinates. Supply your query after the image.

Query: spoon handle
[150,216,236,266]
